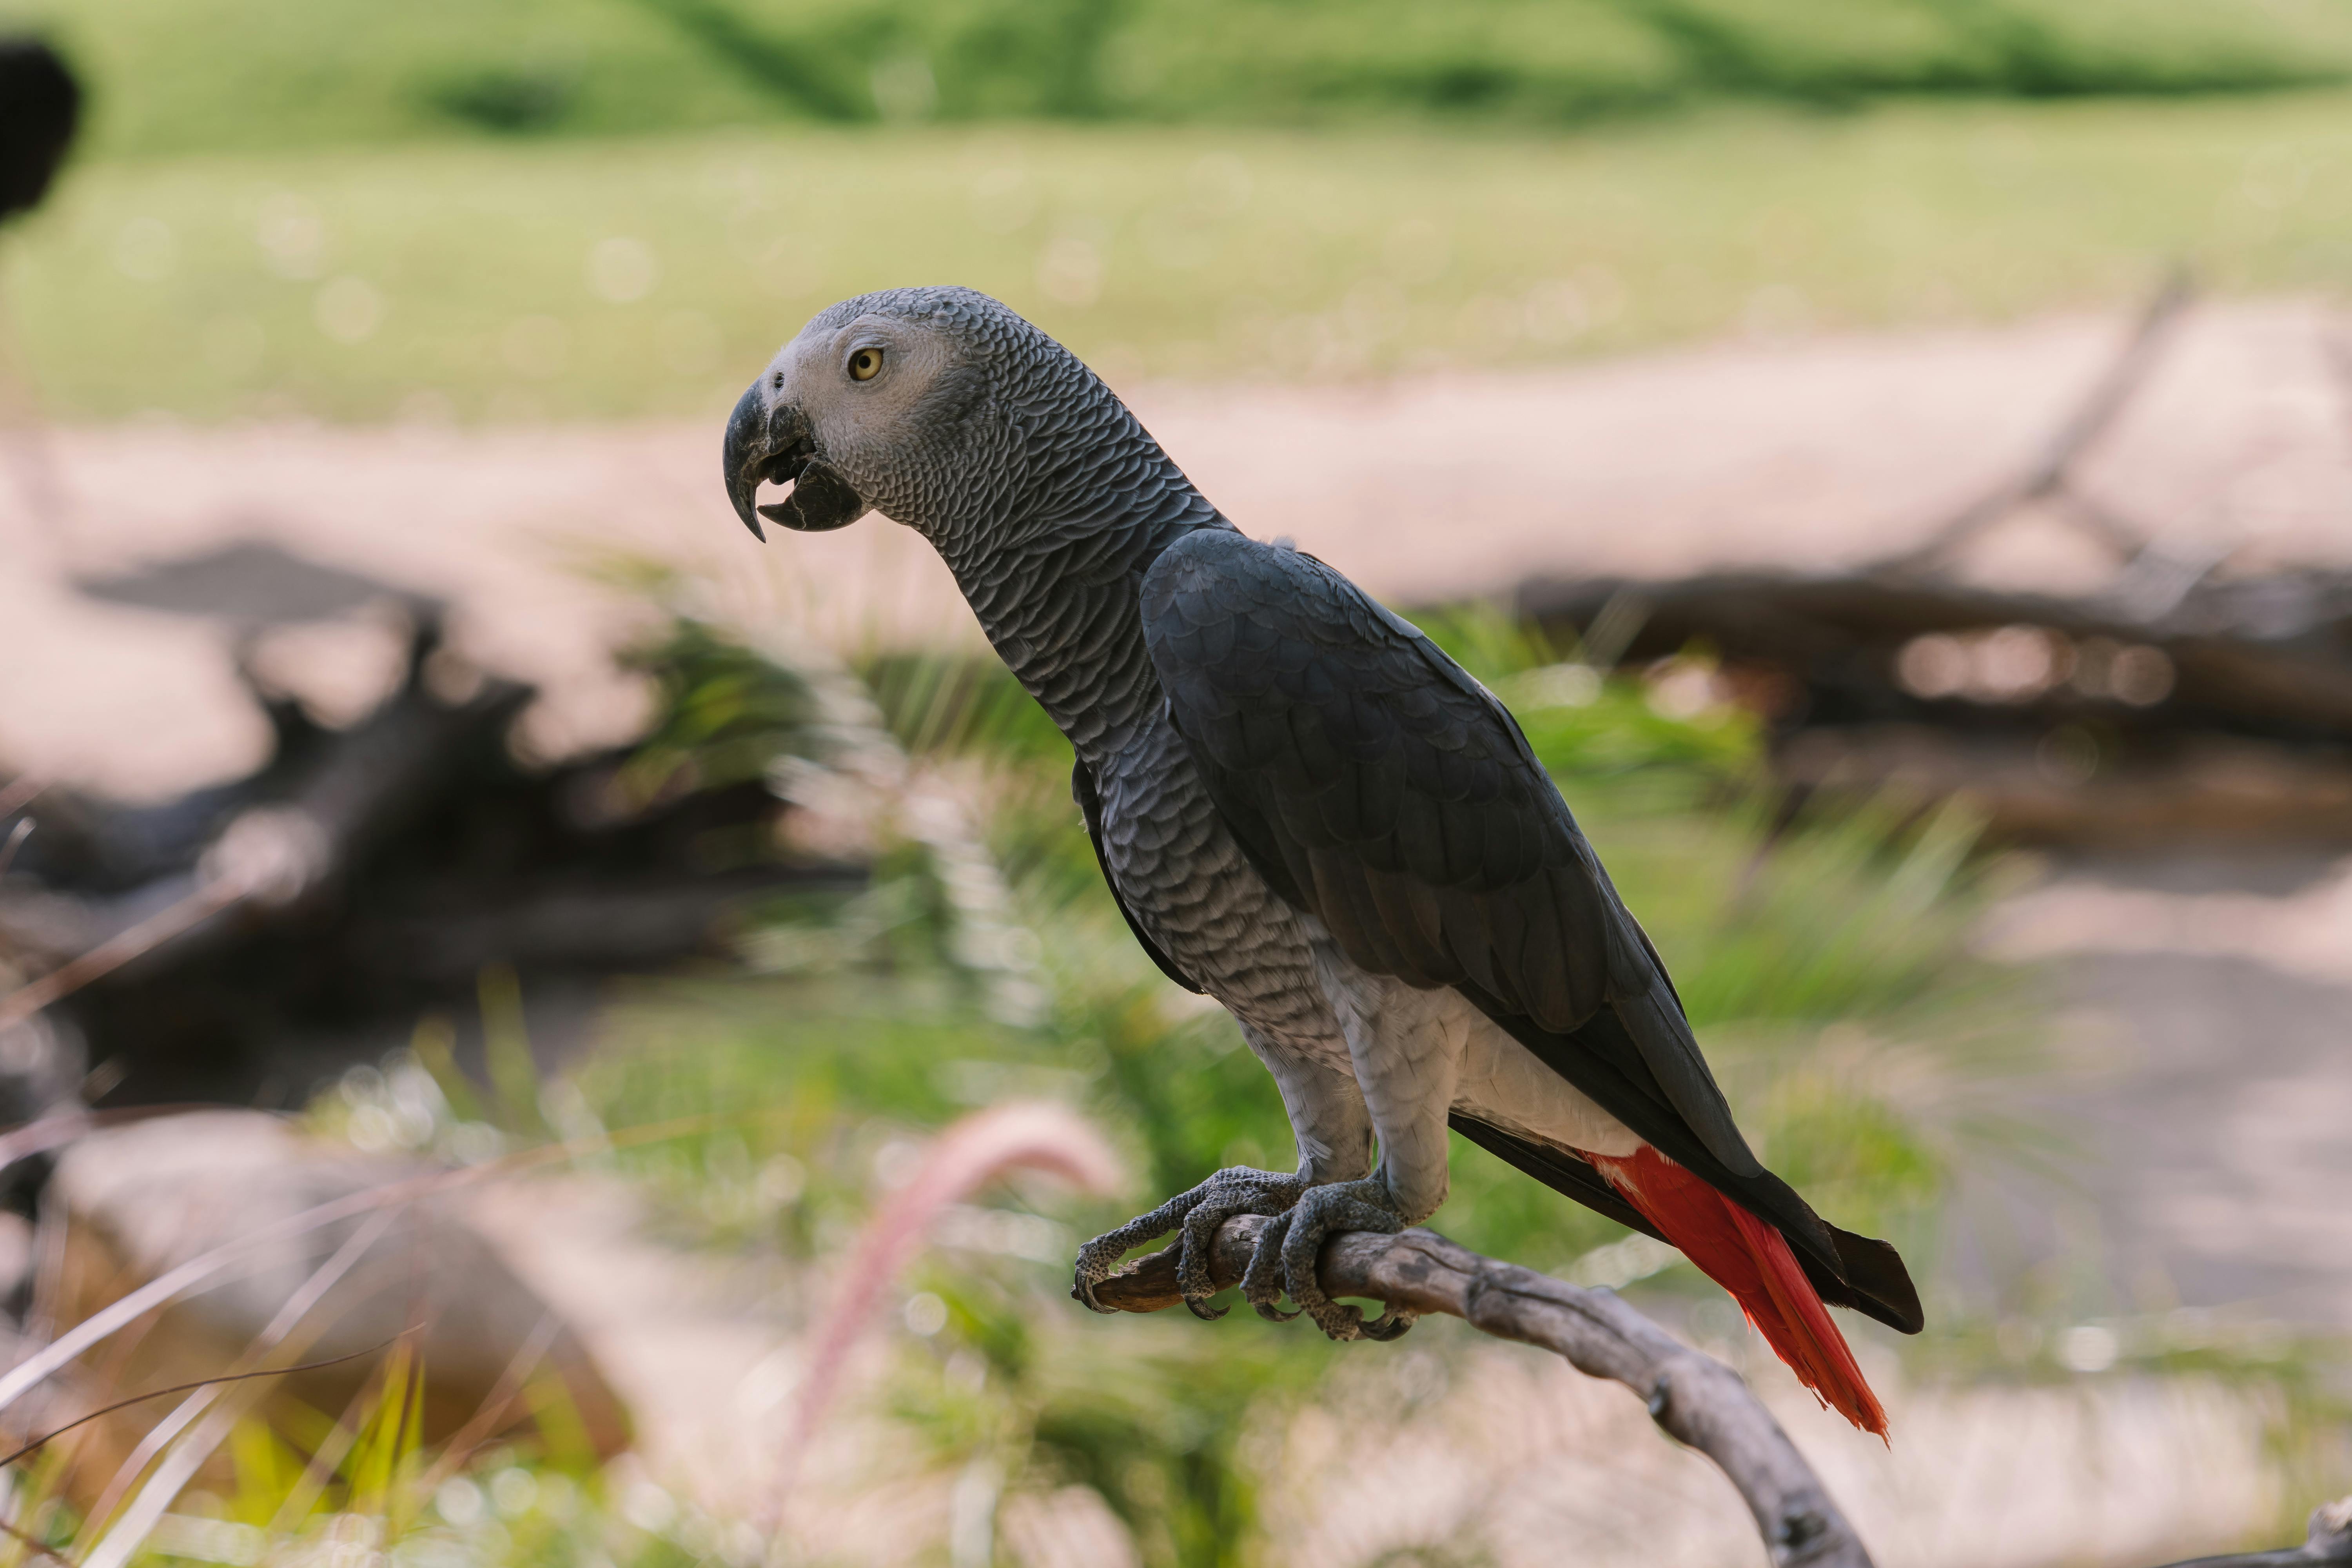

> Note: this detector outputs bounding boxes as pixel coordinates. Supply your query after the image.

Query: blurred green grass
[20,0,2352,158]
[8,91,2350,422]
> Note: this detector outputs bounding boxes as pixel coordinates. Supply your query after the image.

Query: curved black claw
[1239,1227,1301,1323]
[1071,1167,1307,1318]
[1257,1178,1418,1343]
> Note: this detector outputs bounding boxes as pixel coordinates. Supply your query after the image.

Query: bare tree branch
[1091,1216,1874,1568]
[2157,1498,2352,1567]
[1882,270,2194,576]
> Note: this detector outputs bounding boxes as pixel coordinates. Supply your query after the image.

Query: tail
[1590,1145,1889,1439]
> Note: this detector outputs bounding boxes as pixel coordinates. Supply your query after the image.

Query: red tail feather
[1589,1145,1889,1439]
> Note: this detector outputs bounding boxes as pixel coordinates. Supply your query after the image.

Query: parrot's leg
[1073,1034,1373,1320]
[1071,1165,1307,1319]
[1239,947,1464,1341]
[1236,1176,1415,1340]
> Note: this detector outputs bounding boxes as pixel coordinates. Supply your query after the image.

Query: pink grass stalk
[766,1101,1122,1528]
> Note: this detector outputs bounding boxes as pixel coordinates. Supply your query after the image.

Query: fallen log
[1515,569,2352,741]
[1504,283,2352,848]
[0,550,862,1108]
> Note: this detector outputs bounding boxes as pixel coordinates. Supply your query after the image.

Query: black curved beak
[722,380,869,541]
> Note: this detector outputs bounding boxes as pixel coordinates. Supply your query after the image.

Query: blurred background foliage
[23,0,2352,155]
[4,0,2352,419]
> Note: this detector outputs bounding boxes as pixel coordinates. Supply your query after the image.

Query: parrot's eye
[848,347,884,382]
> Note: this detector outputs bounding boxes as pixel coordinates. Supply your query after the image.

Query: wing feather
[1071,756,1202,996]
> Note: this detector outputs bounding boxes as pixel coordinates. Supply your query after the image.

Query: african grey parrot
[723,287,1920,1433]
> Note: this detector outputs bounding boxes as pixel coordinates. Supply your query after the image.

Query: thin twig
[1093,1217,1874,1568]
[0,1510,72,1567]
[0,879,247,1034]
[0,1334,413,1470]
[1883,272,2194,576]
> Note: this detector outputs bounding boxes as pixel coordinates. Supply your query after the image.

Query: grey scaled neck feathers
[831,287,1230,759]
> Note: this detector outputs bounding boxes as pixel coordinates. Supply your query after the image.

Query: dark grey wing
[1073,755,1203,995]
[1140,529,1743,1158]
[1141,529,1920,1334]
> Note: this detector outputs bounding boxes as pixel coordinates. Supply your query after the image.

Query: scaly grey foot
[1071,1166,1307,1320]
[1237,1178,1417,1342]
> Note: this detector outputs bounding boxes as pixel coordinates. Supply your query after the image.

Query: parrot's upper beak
[722,381,868,541]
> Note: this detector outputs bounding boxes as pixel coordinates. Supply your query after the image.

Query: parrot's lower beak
[722,382,868,541]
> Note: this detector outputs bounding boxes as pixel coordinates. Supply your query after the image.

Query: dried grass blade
[0,1107,758,1420]
[0,1334,410,1470]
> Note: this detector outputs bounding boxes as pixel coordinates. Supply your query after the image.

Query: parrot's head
[724,285,1108,544]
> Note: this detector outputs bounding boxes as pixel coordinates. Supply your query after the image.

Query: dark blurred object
[0,38,80,224]
[1522,565,2352,847]
[0,545,862,1108]
[78,541,413,626]
[424,65,579,134]
[1519,284,2352,849]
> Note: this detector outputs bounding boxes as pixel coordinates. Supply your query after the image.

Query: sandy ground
[5,296,2351,800]
[1977,852,2352,1332]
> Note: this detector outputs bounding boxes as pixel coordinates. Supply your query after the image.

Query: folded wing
[1139,528,1920,1336]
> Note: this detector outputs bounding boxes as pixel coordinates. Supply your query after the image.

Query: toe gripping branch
[1071,1174,1417,1342]
[1071,1167,1306,1323]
